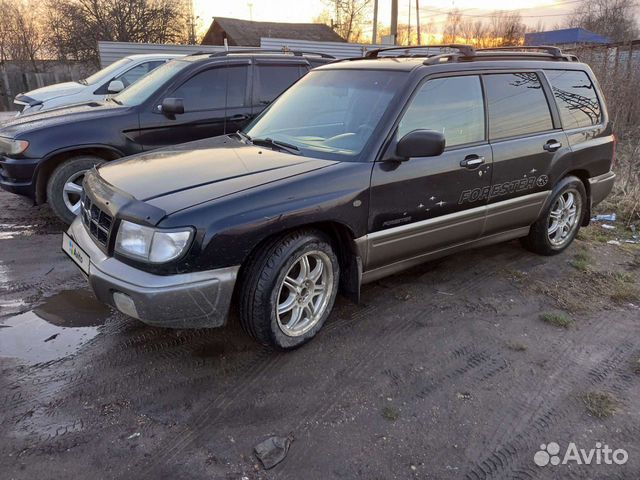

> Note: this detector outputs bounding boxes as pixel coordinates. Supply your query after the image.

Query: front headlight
[0,136,29,155]
[115,220,193,263]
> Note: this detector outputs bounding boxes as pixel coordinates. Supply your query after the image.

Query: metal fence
[98,41,257,67]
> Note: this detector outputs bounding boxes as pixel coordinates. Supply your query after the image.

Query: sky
[194,0,581,36]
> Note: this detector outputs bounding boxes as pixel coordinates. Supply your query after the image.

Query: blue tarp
[524,28,610,45]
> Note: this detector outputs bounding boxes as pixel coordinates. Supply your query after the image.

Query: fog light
[113,292,139,319]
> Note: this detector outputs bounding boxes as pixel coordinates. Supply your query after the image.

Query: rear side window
[545,70,602,129]
[398,75,485,148]
[255,64,305,105]
[171,65,248,111]
[484,73,554,140]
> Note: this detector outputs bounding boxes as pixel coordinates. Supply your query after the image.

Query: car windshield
[244,69,407,161]
[112,60,190,107]
[81,58,133,85]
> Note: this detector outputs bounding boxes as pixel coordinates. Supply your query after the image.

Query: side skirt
[360,226,530,284]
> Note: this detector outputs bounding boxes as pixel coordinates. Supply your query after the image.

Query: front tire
[239,230,340,349]
[46,156,104,225]
[521,175,586,256]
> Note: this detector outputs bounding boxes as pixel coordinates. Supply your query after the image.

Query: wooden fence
[0,61,92,111]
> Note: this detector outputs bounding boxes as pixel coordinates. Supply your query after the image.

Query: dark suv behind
[0,50,333,223]
[64,45,615,349]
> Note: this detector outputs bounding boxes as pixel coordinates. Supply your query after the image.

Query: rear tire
[47,156,104,225]
[239,230,339,349]
[521,175,586,256]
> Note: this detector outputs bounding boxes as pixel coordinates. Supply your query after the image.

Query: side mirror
[396,129,445,159]
[107,80,125,94]
[161,97,184,117]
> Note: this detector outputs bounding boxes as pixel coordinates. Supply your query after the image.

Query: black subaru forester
[63,45,615,349]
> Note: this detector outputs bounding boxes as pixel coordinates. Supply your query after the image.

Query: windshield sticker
[459,175,548,204]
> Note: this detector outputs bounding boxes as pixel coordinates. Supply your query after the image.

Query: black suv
[0,50,333,224]
[63,45,615,349]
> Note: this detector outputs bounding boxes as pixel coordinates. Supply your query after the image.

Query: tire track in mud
[275,251,533,478]
[462,320,638,480]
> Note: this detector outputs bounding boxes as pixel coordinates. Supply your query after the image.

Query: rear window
[545,70,602,129]
[484,73,554,140]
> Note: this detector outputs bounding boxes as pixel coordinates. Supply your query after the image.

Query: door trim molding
[356,190,550,279]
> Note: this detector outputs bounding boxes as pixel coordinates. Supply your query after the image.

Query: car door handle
[460,155,485,168]
[543,140,562,152]
[229,114,249,121]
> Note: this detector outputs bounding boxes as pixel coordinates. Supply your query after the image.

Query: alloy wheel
[548,189,582,247]
[276,250,334,337]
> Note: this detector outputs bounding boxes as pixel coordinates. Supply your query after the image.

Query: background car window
[171,65,248,111]
[255,65,304,105]
[484,73,554,139]
[398,76,485,148]
[116,61,165,87]
[545,70,602,129]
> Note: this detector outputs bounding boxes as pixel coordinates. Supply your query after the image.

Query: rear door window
[484,73,554,140]
[254,64,305,106]
[171,65,248,112]
[544,70,602,129]
[398,75,485,148]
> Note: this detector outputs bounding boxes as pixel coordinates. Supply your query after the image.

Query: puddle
[0,289,112,365]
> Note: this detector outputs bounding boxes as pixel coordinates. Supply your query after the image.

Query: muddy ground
[1,189,639,480]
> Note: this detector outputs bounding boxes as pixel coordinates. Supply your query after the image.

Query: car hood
[97,137,339,216]
[0,101,129,137]
[17,82,86,103]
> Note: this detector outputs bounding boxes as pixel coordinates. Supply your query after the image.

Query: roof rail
[365,44,476,58]
[476,45,563,58]
[208,49,334,59]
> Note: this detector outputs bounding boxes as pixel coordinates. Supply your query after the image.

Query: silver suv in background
[13,54,182,116]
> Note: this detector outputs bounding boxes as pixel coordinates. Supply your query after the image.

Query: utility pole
[391,0,398,45]
[408,0,411,45]
[416,0,421,45]
[372,0,378,44]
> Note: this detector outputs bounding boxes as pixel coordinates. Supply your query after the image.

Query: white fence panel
[260,38,387,58]
[98,41,257,67]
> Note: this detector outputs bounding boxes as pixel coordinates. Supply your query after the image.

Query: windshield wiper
[107,97,123,105]
[251,137,301,155]
[77,79,88,85]
[235,130,252,143]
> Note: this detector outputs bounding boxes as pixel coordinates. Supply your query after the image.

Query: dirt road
[1,189,639,479]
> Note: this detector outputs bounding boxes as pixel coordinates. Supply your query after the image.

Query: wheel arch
[562,169,592,226]
[35,145,124,204]
[238,220,362,304]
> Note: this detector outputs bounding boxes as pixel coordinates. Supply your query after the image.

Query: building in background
[525,28,611,46]
[201,17,345,46]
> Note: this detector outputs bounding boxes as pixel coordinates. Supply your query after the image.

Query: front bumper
[0,155,39,197]
[589,171,616,208]
[67,217,239,328]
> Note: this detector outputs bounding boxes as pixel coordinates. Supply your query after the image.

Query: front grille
[81,194,113,247]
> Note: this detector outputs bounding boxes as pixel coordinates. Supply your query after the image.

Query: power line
[417,0,639,19]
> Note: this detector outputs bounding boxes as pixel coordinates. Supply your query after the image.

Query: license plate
[62,232,90,274]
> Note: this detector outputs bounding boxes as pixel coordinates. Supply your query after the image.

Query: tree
[489,11,527,46]
[442,9,463,43]
[0,0,47,69]
[47,0,191,66]
[566,0,638,42]
[320,0,373,42]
